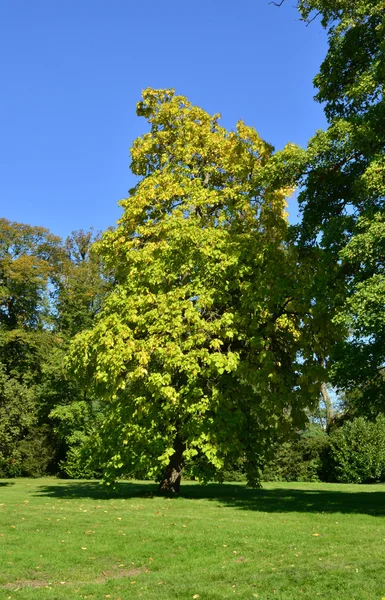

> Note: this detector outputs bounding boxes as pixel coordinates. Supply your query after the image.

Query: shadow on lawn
[0,481,15,487]
[34,480,385,517]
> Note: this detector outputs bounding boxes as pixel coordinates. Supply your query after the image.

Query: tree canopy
[292,0,385,412]
[68,89,325,491]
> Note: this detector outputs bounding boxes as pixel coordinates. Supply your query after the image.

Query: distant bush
[216,459,248,483]
[262,425,330,482]
[183,425,331,484]
[17,426,56,477]
[0,426,56,478]
[327,416,385,483]
[0,364,38,477]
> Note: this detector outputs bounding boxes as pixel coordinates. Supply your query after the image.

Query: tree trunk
[320,382,333,430]
[158,436,184,494]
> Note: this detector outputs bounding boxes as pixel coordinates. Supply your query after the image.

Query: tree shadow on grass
[34,480,385,517]
[0,481,15,487]
[35,480,157,501]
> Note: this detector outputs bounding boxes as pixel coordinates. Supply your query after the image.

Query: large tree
[68,89,324,492]
[291,0,385,412]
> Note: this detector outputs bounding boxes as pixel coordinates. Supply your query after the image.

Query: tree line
[0,223,109,478]
[1,0,384,491]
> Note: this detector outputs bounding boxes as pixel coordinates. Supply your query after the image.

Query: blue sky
[0,0,327,239]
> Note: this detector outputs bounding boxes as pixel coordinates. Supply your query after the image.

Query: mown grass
[1,479,385,599]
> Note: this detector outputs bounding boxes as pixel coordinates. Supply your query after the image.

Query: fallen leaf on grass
[193,595,200,599]
[312,533,321,537]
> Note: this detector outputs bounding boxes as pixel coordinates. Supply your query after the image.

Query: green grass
[1,479,385,599]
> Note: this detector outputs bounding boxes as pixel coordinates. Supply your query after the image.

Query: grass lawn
[1,479,385,599]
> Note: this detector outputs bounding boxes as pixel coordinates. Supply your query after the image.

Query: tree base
[158,436,184,494]
[158,469,182,495]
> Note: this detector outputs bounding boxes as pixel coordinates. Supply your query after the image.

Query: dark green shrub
[328,416,385,483]
[18,426,56,477]
[0,426,56,478]
[0,364,37,476]
[262,425,330,482]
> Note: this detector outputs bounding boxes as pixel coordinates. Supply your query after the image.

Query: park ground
[1,479,385,599]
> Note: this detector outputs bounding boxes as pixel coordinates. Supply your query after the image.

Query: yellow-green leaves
[68,89,320,486]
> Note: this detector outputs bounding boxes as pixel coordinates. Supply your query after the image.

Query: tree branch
[306,11,321,26]
[203,172,210,187]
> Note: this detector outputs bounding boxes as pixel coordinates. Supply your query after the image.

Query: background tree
[0,220,107,476]
[44,228,110,475]
[0,218,64,474]
[290,0,385,413]
[68,88,326,492]
[56,228,109,337]
[0,217,63,330]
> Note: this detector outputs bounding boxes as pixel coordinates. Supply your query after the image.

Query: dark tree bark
[158,435,185,494]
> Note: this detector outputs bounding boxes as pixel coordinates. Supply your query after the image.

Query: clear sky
[0,0,327,239]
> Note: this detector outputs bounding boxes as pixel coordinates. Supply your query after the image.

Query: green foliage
[328,416,385,483]
[56,229,110,338]
[297,0,384,120]
[0,217,63,329]
[49,400,105,478]
[0,363,56,478]
[331,214,385,411]
[0,362,37,476]
[0,220,108,478]
[262,425,330,482]
[68,89,325,488]
[16,425,57,477]
[293,0,385,409]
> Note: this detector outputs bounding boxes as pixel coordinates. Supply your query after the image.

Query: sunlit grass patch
[1,479,385,599]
